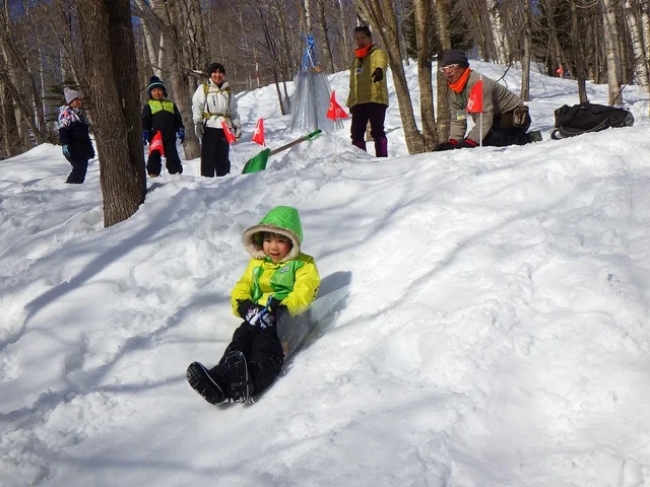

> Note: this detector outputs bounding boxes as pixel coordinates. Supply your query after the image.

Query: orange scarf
[449,68,472,93]
[355,44,373,59]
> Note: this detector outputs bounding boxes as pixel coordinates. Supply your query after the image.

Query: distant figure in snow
[187,206,321,404]
[191,62,241,178]
[141,76,185,177]
[58,87,94,184]
[346,25,389,157]
[434,49,542,151]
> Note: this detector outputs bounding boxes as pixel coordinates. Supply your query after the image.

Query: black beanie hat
[147,76,167,98]
[207,62,226,75]
[441,49,469,68]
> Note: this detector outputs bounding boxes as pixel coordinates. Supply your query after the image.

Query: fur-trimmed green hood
[242,206,304,262]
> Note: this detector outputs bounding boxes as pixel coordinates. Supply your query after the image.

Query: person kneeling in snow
[187,206,321,404]
[435,49,542,151]
[141,76,185,177]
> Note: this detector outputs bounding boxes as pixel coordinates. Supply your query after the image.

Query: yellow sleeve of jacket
[229,255,321,317]
[281,256,321,316]
[230,259,256,316]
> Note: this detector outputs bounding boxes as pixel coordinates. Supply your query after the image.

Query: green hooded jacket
[232,206,320,316]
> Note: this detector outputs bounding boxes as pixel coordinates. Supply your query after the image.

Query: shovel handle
[268,129,322,156]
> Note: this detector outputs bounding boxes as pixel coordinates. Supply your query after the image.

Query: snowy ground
[2,59,650,487]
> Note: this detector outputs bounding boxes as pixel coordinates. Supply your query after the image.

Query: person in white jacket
[192,62,241,177]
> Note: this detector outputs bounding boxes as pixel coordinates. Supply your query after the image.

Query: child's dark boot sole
[187,362,227,405]
[225,351,249,403]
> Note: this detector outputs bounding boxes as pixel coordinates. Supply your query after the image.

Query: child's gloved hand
[177,129,185,143]
[142,130,149,146]
[62,145,71,160]
[265,296,287,318]
[256,310,276,330]
[237,299,264,323]
[371,67,383,82]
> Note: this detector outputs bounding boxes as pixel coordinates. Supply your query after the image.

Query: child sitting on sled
[187,206,321,404]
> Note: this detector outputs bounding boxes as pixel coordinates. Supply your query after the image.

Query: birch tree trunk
[0,85,21,158]
[77,0,146,227]
[520,0,532,101]
[316,0,335,72]
[0,9,45,145]
[571,0,589,103]
[434,0,452,142]
[625,0,649,87]
[487,0,508,64]
[336,0,351,68]
[601,0,623,105]
[141,21,162,79]
[355,0,424,154]
[167,1,202,159]
[413,0,437,151]
[642,8,650,54]
[467,0,491,61]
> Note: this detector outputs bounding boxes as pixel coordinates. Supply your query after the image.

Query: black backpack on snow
[551,102,634,139]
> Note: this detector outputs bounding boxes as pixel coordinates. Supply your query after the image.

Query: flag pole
[333,115,338,162]
[479,73,483,148]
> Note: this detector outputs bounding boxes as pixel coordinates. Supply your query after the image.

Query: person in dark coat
[141,76,185,177]
[58,87,94,184]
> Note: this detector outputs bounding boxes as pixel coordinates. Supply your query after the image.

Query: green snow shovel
[242,129,322,174]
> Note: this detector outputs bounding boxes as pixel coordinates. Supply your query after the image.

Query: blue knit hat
[147,76,167,98]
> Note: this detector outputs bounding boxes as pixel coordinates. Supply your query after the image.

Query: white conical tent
[290,34,343,134]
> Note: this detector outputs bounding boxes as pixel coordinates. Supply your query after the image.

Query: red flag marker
[252,118,265,146]
[221,121,236,144]
[149,131,165,156]
[467,80,483,114]
[326,91,348,120]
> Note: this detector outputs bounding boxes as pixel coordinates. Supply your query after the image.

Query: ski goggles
[439,64,460,73]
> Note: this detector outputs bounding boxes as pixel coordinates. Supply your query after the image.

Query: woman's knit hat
[64,87,83,104]
[147,76,167,98]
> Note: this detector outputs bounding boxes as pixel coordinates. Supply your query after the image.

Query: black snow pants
[66,158,89,184]
[201,127,230,177]
[483,110,532,147]
[146,138,183,176]
[216,321,284,396]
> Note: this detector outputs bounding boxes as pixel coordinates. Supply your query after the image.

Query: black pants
[146,138,183,176]
[66,158,88,184]
[350,103,387,142]
[483,111,532,147]
[217,321,284,396]
[201,127,230,177]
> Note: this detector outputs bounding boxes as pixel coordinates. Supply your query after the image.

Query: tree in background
[2,0,650,163]
[77,0,146,227]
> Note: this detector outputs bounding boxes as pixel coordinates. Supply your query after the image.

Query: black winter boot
[186,362,228,405]
[224,351,251,403]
